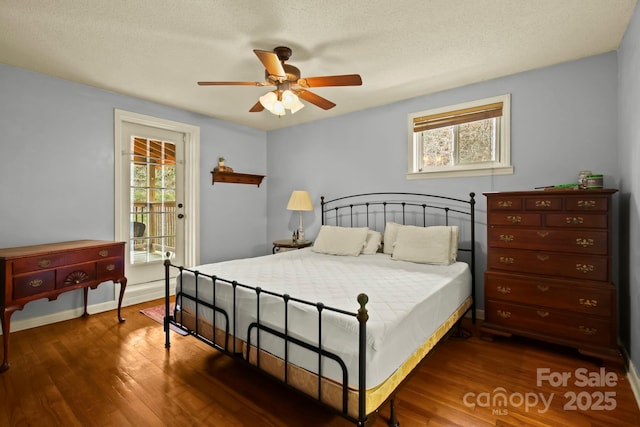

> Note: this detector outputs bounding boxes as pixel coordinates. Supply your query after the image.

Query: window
[407,94,512,179]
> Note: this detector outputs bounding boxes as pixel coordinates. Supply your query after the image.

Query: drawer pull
[535,200,551,207]
[497,286,511,294]
[99,250,109,257]
[537,310,549,318]
[38,259,51,268]
[578,200,597,209]
[536,231,549,238]
[506,215,521,224]
[579,326,597,336]
[29,279,43,288]
[499,234,514,242]
[576,238,594,248]
[106,264,116,271]
[497,310,511,319]
[537,284,549,292]
[566,216,584,225]
[498,201,513,208]
[537,254,549,261]
[579,298,598,308]
[576,264,595,274]
[499,256,514,264]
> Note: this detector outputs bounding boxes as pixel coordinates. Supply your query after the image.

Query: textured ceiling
[1,0,636,131]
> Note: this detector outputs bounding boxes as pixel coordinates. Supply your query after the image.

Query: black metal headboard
[320,192,476,323]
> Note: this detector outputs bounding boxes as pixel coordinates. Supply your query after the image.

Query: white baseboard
[623,349,640,411]
[4,280,174,334]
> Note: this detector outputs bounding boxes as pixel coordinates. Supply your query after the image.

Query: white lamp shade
[286,190,313,211]
[290,96,305,114]
[259,91,277,110]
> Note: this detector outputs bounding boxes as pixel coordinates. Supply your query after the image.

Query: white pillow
[361,230,383,254]
[391,225,458,265]
[382,222,402,254]
[312,226,369,256]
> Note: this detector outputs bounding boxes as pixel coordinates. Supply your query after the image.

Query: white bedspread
[175,248,471,388]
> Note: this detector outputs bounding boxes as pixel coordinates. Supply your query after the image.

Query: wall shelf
[211,171,265,187]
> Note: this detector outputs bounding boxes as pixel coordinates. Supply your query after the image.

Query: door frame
[114,109,200,303]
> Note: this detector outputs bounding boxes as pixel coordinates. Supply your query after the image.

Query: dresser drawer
[487,228,608,254]
[484,272,612,316]
[13,271,56,299]
[544,213,608,229]
[487,197,523,211]
[97,258,124,280]
[524,196,563,211]
[487,248,608,281]
[56,263,97,289]
[487,213,541,227]
[565,196,609,211]
[485,301,612,347]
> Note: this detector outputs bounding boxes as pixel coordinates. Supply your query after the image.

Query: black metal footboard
[163,260,371,425]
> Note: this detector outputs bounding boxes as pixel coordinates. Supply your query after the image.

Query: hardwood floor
[1,299,639,426]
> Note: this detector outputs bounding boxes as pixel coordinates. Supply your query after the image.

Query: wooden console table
[0,240,127,372]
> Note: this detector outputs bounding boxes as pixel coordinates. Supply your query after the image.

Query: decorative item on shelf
[214,157,233,173]
[216,158,229,172]
[287,190,313,241]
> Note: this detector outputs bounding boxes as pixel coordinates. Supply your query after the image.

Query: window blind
[412,101,503,133]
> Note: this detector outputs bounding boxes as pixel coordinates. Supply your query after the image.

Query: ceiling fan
[197,46,362,116]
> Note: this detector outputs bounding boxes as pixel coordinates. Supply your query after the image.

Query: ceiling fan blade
[295,89,336,110]
[298,74,362,88]
[249,101,264,112]
[197,81,267,86]
[253,49,286,78]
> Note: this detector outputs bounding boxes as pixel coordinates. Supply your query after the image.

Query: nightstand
[272,239,312,254]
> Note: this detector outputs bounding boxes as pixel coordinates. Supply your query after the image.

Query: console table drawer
[97,258,124,280]
[13,271,56,299]
[56,263,97,289]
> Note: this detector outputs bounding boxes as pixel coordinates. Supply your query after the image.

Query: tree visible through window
[408,94,512,179]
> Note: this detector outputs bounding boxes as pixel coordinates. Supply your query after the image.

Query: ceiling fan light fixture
[272,100,286,116]
[259,91,277,110]
[290,96,305,114]
[281,89,296,109]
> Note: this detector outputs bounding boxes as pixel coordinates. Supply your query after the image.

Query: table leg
[1,308,14,373]
[117,277,127,322]
[82,287,89,317]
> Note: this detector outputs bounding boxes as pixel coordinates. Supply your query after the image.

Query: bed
[163,192,476,426]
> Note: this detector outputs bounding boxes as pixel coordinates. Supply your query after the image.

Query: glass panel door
[130,137,176,264]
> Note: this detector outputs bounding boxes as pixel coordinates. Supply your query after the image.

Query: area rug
[140,303,188,336]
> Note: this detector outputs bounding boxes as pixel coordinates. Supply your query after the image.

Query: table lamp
[286,190,313,241]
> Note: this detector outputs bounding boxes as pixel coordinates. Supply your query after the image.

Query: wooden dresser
[0,240,127,372]
[481,189,622,366]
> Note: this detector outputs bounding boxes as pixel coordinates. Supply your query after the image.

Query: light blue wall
[618,3,640,370]
[0,63,267,321]
[266,52,620,322]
